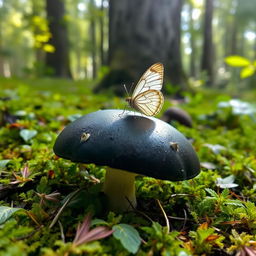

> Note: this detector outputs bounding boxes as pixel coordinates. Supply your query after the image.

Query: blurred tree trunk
[0,0,5,76]
[189,3,196,78]
[167,0,186,87]
[31,0,45,75]
[45,0,71,78]
[201,0,214,85]
[230,19,238,55]
[0,21,3,76]
[239,30,245,56]
[89,0,97,79]
[97,0,185,94]
[254,30,256,59]
[99,0,106,66]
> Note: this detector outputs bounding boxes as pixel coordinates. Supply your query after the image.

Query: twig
[49,189,81,229]
[167,215,192,221]
[181,209,188,231]
[170,193,191,198]
[58,220,65,243]
[156,199,170,234]
[125,196,154,223]
[16,225,43,240]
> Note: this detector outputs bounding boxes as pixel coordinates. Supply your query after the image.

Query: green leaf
[113,224,141,254]
[240,66,255,79]
[221,188,229,197]
[225,200,244,207]
[19,129,38,142]
[0,206,22,224]
[225,56,251,67]
[0,160,10,169]
[205,188,218,198]
[91,218,109,227]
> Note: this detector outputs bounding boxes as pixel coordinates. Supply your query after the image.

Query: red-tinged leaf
[53,155,60,160]
[48,170,55,179]
[75,226,113,246]
[249,241,256,246]
[7,123,25,129]
[199,222,208,230]
[205,235,220,242]
[220,220,242,225]
[244,246,256,256]
[26,211,41,226]
[22,165,30,178]
[44,192,60,202]
[73,214,92,244]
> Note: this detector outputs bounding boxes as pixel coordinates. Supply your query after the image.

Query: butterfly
[125,63,164,116]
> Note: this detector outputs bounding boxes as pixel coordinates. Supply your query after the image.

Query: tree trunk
[45,0,71,78]
[99,0,106,66]
[0,18,4,76]
[189,3,196,78]
[230,18,238,55]
[97,0,185,94]
[31,0,45,75]
[0,0,6,76]
[166,0,186,88]
[89,0,97,79]
[254,29,256,60]
[201,0,214,85]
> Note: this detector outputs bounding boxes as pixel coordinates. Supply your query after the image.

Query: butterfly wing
[132,63,164,98]
[133,89,164,116]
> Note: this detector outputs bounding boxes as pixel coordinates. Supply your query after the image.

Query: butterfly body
[125,63,164,116]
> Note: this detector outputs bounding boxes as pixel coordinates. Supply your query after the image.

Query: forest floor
[1,77,256,255]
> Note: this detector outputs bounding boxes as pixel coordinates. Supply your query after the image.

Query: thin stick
[167,215,192,221]
[170,193,191,198]
[49,189,80,229]
[156,199,170,234]
[181,209,188,231]
[125,196,154,223]
[16,225,43,240]
[58,220,65,243]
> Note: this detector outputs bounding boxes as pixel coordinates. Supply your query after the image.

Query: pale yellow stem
[103,167,137,212]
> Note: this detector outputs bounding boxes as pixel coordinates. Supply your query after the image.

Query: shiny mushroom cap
[54,109,200,181]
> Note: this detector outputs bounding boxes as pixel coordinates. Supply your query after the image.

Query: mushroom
[161,107,193,127]
[53,109,200,212]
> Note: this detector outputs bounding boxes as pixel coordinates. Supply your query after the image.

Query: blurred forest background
[0,0,256,94]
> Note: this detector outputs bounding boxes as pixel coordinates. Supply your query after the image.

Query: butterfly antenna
[123,84,129,97]
[119,84,130,118]
[129,82,134,95]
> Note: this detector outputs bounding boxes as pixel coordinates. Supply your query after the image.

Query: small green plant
[227,229,256,256]
[188,222,224,255]
[142,222,188,255]
[197,188,243,217]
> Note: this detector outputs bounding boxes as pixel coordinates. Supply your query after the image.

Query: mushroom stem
[103,167,137,212]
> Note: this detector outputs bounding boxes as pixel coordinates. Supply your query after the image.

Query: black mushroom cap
[161,107,193,127]
[53,109,200,181]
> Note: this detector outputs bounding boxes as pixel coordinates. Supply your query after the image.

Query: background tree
[96,0,186,93]
[45,0,71,78]
[167,0,186,88]
[201,0,214,85]
[89,0,97,79]
[188,2,196,78]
